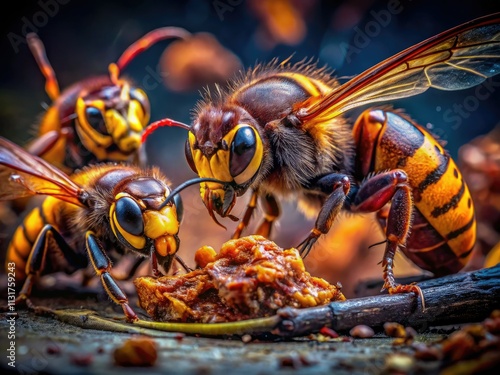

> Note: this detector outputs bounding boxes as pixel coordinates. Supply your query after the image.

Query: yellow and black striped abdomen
[6,196,63,282]
[354,109,475,275]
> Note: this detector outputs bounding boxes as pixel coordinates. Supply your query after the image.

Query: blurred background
[0,0,499,298]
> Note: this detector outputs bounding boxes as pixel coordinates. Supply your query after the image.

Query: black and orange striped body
[186,62,476,280]
[25,27,191,175]
[6,196,83,282]
[5,163,177,284]
[31,76,149,174]
[353,109,476,276]
[162,14,499,302]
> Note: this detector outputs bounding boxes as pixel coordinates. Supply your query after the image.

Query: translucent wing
[0,137,86,207]
[298,12,500,122]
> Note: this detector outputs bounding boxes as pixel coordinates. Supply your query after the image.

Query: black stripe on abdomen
[446,214,475,240]
[417,145,450,195]
[431,179,465,218]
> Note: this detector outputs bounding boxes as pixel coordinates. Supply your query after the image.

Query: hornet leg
[298,173,351,257]
[15,224,83,307]
[348,170,424,308]
[232,190,259,239]
[255,193,281,238]
[86,231,138,322]
[26,129,69,158]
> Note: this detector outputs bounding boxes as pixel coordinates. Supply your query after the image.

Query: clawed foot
[383,282,426,311]
[297,230,321,258]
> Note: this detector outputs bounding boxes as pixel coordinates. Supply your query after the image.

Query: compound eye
[230,126,257,177]
[185,138,198,174]
[115,196,143,236]
[85,106,107,134]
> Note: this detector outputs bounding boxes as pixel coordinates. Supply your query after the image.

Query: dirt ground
[0,282,463,375]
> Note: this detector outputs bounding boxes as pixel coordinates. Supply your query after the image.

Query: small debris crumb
[241,334,252,343]
[349,325,375,338]
[320,326,339,338]
[113,336,158,367]
[70,353,93,367]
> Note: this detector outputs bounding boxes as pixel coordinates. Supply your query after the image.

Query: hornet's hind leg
[347,170,425,309]
[9,224,84,309]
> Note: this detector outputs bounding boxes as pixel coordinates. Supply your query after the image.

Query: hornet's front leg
[232,190,259,239]
[27,128,74,160]
[255,193,280,238]
[348,170,424,307]
[86,231,138,322]
[231,190,281,239]
[298,173,351,257]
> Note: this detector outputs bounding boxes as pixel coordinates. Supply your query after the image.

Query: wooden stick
[273,264,500,337]
[27,264,500,338]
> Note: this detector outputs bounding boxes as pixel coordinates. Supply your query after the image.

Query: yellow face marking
[105,109,128,139]
[143,205,179,240]
[128,100,147,132]
[105,109,142,153]
[199,184,226,203]
[189,132,233,182]
[189,124,263,186]
[76,98,112,160]
[154,235,177,257]
[76,92,146,160]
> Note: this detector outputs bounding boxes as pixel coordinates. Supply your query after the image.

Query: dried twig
[30,264,500,337]
[273,264,500,337]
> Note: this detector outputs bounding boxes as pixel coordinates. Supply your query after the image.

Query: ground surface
[0,284,455,375]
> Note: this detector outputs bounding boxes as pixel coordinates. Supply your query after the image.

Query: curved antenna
[141,117,191,143]
[109,26,191,84]
[26,33,60,101]
[160,177,232,210]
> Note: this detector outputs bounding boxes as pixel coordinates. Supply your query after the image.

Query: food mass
[134,235,345,323]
